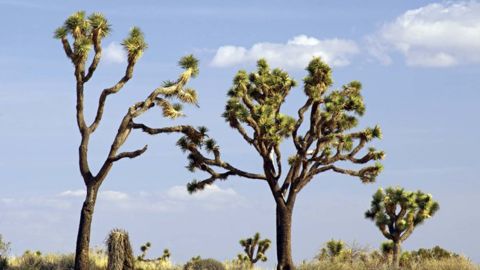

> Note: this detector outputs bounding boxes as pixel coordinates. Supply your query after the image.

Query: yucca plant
[54,11,201,270]
[365,187,440,267]
[237,232,271,268]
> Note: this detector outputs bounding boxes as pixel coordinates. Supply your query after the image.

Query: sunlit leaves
[179,55,199,78]
[122,27,147,61]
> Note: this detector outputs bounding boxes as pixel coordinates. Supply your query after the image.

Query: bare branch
[84,31,102,82]
[109,145,148,162]
[60,38,73,60]
[89,60,136,132]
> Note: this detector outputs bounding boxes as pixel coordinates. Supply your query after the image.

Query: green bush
[184,258,225,270]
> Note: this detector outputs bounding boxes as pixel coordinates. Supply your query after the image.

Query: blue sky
[0,0,479,267]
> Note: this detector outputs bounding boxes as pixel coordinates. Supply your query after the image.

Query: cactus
[237,232,271,267]
[365,187,439,267]
[106,229,135,270]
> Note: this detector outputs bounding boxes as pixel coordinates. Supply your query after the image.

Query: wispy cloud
[211,35,359,69]
[1,185,244,215]
[367,1,480,67]
[103,42,126,64]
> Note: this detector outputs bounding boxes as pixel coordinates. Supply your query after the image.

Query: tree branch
[89,60,136,133]
[110,145,148,162]
[84,31,102,82]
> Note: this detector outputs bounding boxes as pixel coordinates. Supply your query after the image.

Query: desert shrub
[184,258,225,270]
[7,250,105,270]
[0,235,10,270]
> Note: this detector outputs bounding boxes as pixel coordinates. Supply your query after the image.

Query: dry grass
[4,251,479,270]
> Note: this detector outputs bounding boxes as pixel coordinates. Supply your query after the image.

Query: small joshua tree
[138,242,170,262]
[106,229,135,270]
[159,249,171,261]
[237,232,271,267]
[317,239,345,261]
[138,242,151,261]
[54,11,201,270]
[176,58,384,269]
[365,187,440,267]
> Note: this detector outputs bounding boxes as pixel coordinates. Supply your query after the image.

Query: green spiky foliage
[106,229,135,270]
[237,232,271,267]
[177,58,384,269]
[55,11,201,270]
[316,239,348,262]
[365,187,440,267]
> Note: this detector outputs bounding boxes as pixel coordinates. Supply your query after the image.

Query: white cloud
[103,42,127,64]
[59,189,85,197]
[99,190,129,201]
[368,1,480,67]
[211,35,359,68]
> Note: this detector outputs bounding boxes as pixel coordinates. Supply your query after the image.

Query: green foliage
[316,240,348,262]
[54,11,113,61]
[122,27,148,61]
[237,232,271,266]
[179,55,199,78]
[183,258,225,270]
[303,57,333,100]
[365,187,440,242]
[0,235,9,270]
[380,241,394,257]
[222,59,297,144]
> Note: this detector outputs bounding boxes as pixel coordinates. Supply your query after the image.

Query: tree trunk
[276,204,294,270]
[392,241,401,268]
[74,186,99,270]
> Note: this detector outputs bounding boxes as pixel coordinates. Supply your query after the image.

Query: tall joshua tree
[365,187,440,267]
[54,11,201,270]
[174,58,384,269]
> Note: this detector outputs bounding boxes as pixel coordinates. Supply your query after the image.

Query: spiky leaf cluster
[154,55,200,119]
[238,232,271,265]
[54,11,112,62]
[365,187,440,242]
[122,27,147,61]
[304,57,333,100]
[222,59,297,145]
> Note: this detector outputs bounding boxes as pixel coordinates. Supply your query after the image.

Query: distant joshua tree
[138,242,170,262]
[365,187,440,267]
[237,232,271,267]
[176,58,384,269]
[54,11,201,270]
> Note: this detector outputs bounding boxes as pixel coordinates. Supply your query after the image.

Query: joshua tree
[175,58,384,269]
[106,229,135,270]
[365,187,440,267]
[237,232,271,267]
[138,242,170,262]
[317,239,346,261]
[54,11,201,270]
[138,242,151,261]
